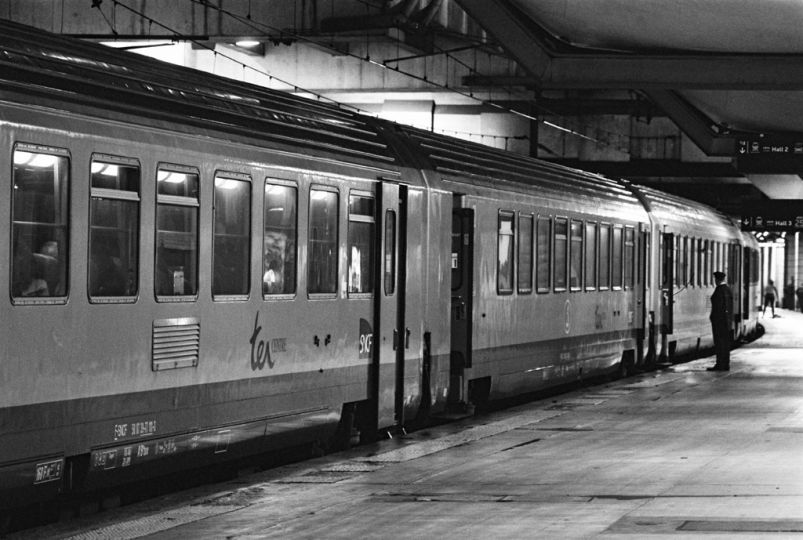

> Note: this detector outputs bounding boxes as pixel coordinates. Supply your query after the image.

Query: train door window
[696,238,703,287]
[705,240,712,285]
[612,226,623,290]
[348,193,375,295]
[553,217,568,291]
[11,145,69,302]
[517,214,533,294]
[264,182,297,296]
[308,187,339,295]
[599,224,611,290]
[497,211,514,295]
[644,231,651,289]
[569,219,583,292]
[212,174,251,299]
[675,236,682,288]
[385,210,396,295]
[584,222,597,291]
[155,165,199,299]
[624,226,635,289]
[536,216,551,293]
[88,156,139,301]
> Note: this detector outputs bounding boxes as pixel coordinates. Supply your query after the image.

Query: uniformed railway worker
[708,270,733,372]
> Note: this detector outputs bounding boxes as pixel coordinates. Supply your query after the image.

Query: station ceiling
[457,0,803,217]
[4,0,803,220]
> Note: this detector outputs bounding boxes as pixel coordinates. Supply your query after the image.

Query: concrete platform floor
[19,309,803,539]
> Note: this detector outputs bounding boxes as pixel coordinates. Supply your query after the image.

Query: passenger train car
[0,19,759,514]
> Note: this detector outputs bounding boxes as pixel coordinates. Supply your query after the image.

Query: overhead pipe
[411,0,444,28]
[321,0,420,33]
[321,0,444,34]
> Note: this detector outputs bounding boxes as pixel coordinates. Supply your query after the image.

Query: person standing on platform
[708,271,733,372]
[797,284,803,313]
[763,279,778,318]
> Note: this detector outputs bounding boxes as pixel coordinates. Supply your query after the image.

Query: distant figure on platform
[797,284,803,313]
[763,279,778,318]
[708,271,733,372]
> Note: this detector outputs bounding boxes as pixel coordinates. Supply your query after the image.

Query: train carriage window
[308,187,339,295]
[599,224,611,290]
[11,146,69,302]
[624,227,635,289]
[155,166,199,298]
[684,237,691,286]
[696,238,703,287]
[536,216,551,293]
[348,193,375,295]
[517,214,533,294]
[553,217,568,291]
[585,222,597,291]
[497,211,514,295]
[89,157,139,301]
[264,182,297,296]
[213,174,251,298]
[384,210,396,295]
[712,242,722,272]
[675,236,682,288]
[612,226,623,289]
[569,220,583,291]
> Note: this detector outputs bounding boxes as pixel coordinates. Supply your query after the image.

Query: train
[0,19,760,514]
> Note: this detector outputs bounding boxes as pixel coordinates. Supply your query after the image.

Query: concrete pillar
[783,233,802,309]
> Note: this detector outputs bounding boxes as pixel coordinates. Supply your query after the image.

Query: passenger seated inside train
[12,240,54,297]
[89,238,127,296]
[263,259,284,294]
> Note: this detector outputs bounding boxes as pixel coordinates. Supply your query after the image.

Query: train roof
[396,124,647,216]
[0,18,395,166]
[631,184,740,238]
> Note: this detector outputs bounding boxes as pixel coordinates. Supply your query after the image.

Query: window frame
[10,143,71,305]
[263,179,299,299]
[584,221,598,291]
[212,171,252,301]
[347,190,376,298]
[569,219,583,292]
[497,210,515,295]
[611,225,623,290]
[553,216,569,292]
[517,213,534,295]
[536,215,552,294]
[599,223,611,291]
[624,225,635,290]
[88,153,141,304]
[307,184,340,299]
[154,163,200,302]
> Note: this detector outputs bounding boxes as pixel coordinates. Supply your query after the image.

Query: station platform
[18,309,803,539]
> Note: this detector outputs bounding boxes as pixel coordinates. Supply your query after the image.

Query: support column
[783,233,802,309]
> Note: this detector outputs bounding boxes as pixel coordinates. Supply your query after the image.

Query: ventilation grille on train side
[152,318,200,371]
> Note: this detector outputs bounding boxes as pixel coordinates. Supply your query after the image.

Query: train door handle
[405,328,411,349]
[393,329,399,350]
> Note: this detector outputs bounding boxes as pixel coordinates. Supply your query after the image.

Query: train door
[371,182,407,430]
[660,232,675,360]
[450,207,474,407]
